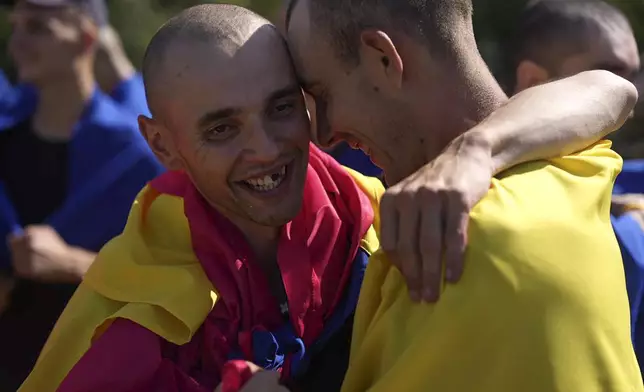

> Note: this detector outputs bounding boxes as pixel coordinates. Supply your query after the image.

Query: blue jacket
[613,160,644,371]
[110,73,151,118]
[0,88,164,270]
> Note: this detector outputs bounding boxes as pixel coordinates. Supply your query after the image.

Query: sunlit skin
[284,0,638,304]
[139,26,311,249]
[285,0,495,186]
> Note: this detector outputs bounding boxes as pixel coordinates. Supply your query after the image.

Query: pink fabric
[221,360,254,392]
[58,318,207,392]
[58,145,374,391]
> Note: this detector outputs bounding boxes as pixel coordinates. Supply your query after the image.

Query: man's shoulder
[472,141,620,236]
[84,181,215,343]
[466,141,624,300]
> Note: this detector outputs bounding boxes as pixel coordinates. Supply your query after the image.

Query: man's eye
[272,102,296,118]
[276,103,294,113]
[205,124,236,140]
[212,125,232,134]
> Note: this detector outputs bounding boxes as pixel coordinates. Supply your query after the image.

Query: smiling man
[285,0,644,390]
[19,4,642,392]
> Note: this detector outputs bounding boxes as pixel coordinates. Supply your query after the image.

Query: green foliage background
[0,0,642,82]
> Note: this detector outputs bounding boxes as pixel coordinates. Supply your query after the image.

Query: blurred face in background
[515,21,640,93]
[8,1,96,86]
[556,24,640,81]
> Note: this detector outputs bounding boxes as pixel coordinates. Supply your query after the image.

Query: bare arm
[382,70,637,303]
[471,70,638,173]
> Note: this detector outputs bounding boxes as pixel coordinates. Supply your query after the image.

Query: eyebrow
[268,84,303,102]
[197,107,242,129]
[196,85,303,128]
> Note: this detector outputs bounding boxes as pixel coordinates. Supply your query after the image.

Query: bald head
[513,0,637,76]
[142,4,275,117]
[287,0,473,65]
[137,4,310,228]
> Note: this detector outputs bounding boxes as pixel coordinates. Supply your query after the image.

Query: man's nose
[247,124,281,163]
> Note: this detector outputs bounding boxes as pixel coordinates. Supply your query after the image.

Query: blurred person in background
[0,68,35,130]
[0,69,11,96]
[511,0,644,370]
[0,0,163,388]
[0,69,18,125]
[95,23,150,117]
[511,0,641,190]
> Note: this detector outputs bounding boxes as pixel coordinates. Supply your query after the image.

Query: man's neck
[32,66,95,142]
[224,212,281,266]
[399,51,508,182]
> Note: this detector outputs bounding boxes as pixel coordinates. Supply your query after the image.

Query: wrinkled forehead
[162,33,299,118]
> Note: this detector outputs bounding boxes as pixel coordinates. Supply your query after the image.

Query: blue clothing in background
[110,72,151,117]
[0,88,164,270]
[0,70,12,98]
[615,160,644,195]
[612,160,644,372]
[331,143,383,179]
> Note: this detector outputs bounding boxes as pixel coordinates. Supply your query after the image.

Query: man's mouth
[243,165,287,192]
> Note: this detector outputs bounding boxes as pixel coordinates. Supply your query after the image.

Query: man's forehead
[161,40,297,111]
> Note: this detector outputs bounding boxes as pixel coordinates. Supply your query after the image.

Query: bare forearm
[468,70,638,174]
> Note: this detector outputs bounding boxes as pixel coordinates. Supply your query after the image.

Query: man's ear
[138,115,183,171]
[515,60,551,93]
[358,30,403,91]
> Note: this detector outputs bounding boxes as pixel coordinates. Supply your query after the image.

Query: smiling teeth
[244,166,287,192]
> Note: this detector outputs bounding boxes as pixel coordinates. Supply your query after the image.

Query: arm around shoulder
[470,69,638,174]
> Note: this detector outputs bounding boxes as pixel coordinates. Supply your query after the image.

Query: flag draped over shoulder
[20,144,384,392]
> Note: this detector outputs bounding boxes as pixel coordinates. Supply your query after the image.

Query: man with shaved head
[512,0,639,92]
[284,0,644,390]
[20,3,641,392]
